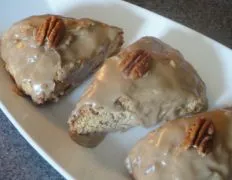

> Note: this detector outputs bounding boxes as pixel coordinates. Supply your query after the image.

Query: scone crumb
[16,42,25,49]
[169,59,176,68]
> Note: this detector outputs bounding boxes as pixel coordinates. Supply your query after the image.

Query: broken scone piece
[68,36,208,147]
[1,15,123,104]
[126,108,232,180]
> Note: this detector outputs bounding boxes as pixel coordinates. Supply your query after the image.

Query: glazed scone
[68,36,208,136]
[1,15,123,104]
[125,108,232,180]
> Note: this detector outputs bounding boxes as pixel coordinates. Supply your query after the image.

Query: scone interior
[1,15,123,104]
[126,108,232,180]
[68,36,208,135]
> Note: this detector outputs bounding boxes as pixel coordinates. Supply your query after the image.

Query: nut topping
[119,49,151,80]
[182,117,215,156]
[35,16,65,48]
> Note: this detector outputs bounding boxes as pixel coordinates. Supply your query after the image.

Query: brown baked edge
[69,130,106,148]
[129,174,135,180]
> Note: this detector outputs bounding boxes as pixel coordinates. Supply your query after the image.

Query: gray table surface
[0,1,231,179]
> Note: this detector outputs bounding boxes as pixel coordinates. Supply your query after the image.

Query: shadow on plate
[160,28,226,108]
[63,2,146,44]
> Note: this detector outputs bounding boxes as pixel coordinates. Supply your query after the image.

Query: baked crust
[69,129,106,148]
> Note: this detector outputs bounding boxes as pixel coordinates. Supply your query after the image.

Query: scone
[1,15,123,104]
[68,36,208,146]
[125,108,232,180]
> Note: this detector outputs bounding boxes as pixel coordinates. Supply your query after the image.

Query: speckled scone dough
[126,108,232,180]
[1,14,123,104]
[68,36,208,137]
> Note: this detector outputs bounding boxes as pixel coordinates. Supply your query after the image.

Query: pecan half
[35,16,65,48]
[119,49,151,80]
[182,117,215,156]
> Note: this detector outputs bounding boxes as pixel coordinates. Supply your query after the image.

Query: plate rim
[0,0,231,179]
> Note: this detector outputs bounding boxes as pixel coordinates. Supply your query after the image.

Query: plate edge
[0,102,74,180]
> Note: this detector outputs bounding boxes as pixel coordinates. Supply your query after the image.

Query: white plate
[1,0,232,179]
